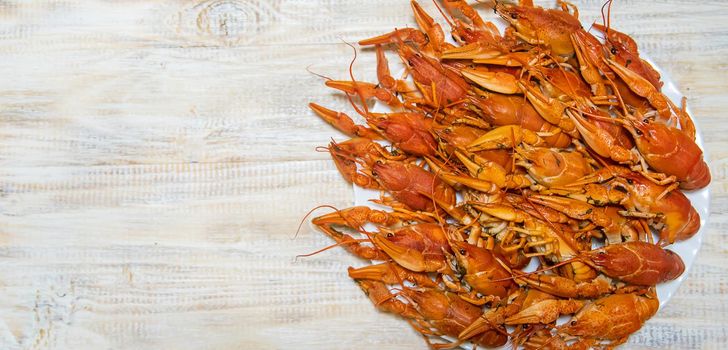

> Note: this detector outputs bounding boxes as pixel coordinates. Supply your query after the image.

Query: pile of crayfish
[306,0,709,349]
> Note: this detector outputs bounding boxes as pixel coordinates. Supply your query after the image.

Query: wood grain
[0,0,726,349]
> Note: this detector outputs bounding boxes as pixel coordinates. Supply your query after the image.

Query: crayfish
[304,0,708,348]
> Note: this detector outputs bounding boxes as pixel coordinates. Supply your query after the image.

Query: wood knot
[179,0,273,46]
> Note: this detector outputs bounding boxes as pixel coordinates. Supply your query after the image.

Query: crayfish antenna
[305,64,333,81]
[488,256,581,284]
[293,204,342,240]
[341,39,371,118]
[294,238,371,260]
[600,0,615,34]
[429,0,454,28]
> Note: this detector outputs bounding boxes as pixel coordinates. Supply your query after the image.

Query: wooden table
[0,1,725,349]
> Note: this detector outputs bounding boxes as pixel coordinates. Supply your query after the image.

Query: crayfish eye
[459,248,467,255]
[371,171,379,177]
[598,251,606,255]
[444,128,452,134]
[570,320,577,326]
[612,185,627,193]
[387,232,394,238]
[510,13,518,19]
[610,47,618,55]
[634,129,643,136]
[626,178,634,185]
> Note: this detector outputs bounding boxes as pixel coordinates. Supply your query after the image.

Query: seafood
[553,169,701,244]
[466,91,572,148]
[353,278,509,349]
[619,114,710,190]
[494,0,581,58]
[593,24,662,91]
[558,291,660,348]
[306,1,708,348]
[580,241,685,285]
[446,237,516,303]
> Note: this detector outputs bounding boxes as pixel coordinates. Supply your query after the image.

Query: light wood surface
[0,0,726,349]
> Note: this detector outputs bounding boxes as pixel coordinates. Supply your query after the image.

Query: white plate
[346,9,709,348]
[352,68,708,348]
[350,10,709,307]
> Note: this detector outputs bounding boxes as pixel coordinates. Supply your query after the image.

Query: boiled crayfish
[305,0,707,348]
